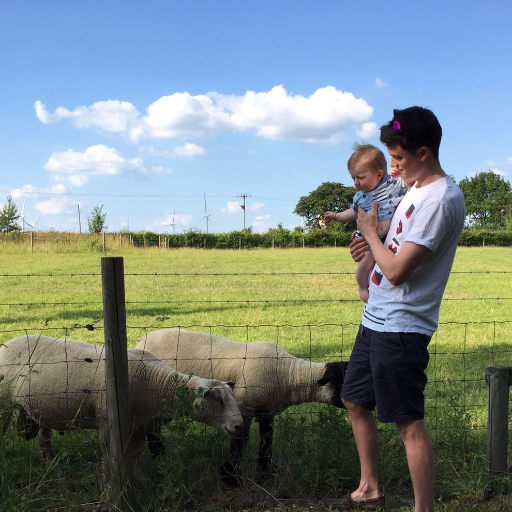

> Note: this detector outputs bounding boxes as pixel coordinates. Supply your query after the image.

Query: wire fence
[1,260,512,510]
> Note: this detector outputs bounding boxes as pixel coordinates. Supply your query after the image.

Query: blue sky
[1,0,511,234]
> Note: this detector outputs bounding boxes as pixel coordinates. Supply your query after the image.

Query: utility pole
[239,193,251,231]
[78,204,82,233]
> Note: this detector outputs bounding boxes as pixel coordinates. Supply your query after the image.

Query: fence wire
[1,269,512,510]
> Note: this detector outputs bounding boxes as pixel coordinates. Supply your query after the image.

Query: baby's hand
[324,211,337,223]
[389,165,399,178]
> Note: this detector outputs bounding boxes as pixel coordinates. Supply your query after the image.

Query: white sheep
[134,328,347,485]
[0,335,244,482]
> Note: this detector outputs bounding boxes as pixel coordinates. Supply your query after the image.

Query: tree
[294,182,357,230]
[87,205,107,233]
[458,171,512,229]
[0,196,21,233]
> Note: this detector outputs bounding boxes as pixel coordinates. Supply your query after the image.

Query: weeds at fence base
[1,380,511,511]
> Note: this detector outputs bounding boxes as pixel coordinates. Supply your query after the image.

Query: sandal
[325,494,385,510]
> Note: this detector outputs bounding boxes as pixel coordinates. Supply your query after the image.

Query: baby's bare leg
[355,251,376,303]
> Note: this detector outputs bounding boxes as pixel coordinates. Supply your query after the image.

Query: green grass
[1,246,512,511]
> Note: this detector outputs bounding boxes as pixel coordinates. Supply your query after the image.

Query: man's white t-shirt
[361,176,465,336]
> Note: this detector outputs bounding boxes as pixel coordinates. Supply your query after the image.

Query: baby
[325,143,407,302]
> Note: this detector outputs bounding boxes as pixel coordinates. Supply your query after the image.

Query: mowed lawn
[1,245,511,348]
[1,246,511,511]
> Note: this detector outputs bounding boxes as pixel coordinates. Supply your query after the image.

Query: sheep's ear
[199,386,210,397]
[224,381,235,390]
[318,362,347,386]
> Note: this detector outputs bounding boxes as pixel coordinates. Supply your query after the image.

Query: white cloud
[36,85,375,144]
[507,157,512,165]
[147,212,192,232]
[248,202,264,212]
[8,185,73,218]
[221,201,265,214]
[139,143,206,158]
[216,85,374,144]
[139,144,174,158]
[44,144,171,176]
[174,143,206,157]
[35,198,68,215]
[252,214,274,233]
[11,183,67,199]
[356,122,378,139]
[35,100,140,133]
[375,78,388,89]
[221,201,243,214]
[138,92,231,141]
[54,174,89,187]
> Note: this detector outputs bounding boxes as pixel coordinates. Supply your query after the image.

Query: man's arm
[357,201,431,286]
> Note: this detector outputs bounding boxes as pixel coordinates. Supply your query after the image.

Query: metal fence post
[486,366,512,473]
[101,257,133,510]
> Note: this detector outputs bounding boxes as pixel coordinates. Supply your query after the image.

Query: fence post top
[485,366,512,385]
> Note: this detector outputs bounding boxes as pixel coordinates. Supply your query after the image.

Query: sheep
[134,328,347,486]
[0,335,244,482]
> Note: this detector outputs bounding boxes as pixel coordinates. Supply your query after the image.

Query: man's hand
[349,235,369,262]
[356,201,379,239]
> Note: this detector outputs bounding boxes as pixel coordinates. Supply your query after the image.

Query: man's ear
[418,146,430,161]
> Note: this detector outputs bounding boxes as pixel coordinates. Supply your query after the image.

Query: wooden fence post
[101,257,133,510]
[486,366,512,473]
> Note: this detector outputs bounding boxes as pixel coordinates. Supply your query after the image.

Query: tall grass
[1,247,512,511]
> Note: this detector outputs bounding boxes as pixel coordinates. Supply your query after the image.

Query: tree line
[2,171,512,234]
[294,171,512,231]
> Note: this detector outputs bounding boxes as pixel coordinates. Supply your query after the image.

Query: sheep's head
[194,379,244,437]
[317,361,348,408]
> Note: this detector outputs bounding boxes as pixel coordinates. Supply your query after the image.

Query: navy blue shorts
[340,325,431,423]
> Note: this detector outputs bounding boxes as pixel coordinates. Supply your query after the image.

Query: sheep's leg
[257,414,276,473]
[131,435,150,483]
[220,414,252,487]
[146,419,166,457]
[37,426,55,460]
[16,408,40,440]
[146,432,166,456]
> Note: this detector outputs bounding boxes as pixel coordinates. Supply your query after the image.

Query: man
[336,107,464,511]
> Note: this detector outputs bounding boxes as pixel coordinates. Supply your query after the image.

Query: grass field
[1,246,512,511]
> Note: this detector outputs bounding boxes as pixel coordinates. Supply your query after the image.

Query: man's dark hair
[380,106,442,160]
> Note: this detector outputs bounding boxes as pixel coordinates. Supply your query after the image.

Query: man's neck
[415,162,446,188]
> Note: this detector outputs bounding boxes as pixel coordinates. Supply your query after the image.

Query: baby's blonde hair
[347,143,387,174]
